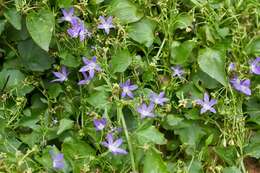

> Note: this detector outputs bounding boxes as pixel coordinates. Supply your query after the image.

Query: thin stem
[117,104,137,173]
[153,38,166,64]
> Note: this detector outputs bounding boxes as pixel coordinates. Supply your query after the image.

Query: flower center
[97,124,104,130]
[203,104,211,110]
[141,110,150,116]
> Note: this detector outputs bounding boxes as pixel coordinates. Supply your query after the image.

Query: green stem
[154,38,166,63]
[117,104,137,173]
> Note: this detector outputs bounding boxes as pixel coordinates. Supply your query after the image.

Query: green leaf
[86,90,109,108]
[0,20,6,35]
[173,14,193,30]
[188,160,203,173]
[136,126,167,145]
[109,0,143,24]
[166,115,184,127]
[62,137,95,158]
[223,167,241,173]
[111,49,132,73]
[246,37,260,55]
[60,51,81,68]
[47,83,63,99]
[4,8,21,30]
[174,122,205,148]
[192,70,221,89]
[57,0,72,8]
[18,39,54,71]
[26,9,55,51]
[143,149,169,173]
[244,144,260,159]
[214,146,237,165]
[128,18,156,47]
[0,69,25,90]
[57,118,74,135]
[245,97,260,125]
[198,48,228,86]
[244,131,260,159]
[62,137,95,173]
[170,40,196,64]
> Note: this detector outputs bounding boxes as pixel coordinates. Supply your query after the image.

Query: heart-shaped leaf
[26,9,55,51]
[198,48,228,86]
[109,0,143,24]
[128,18,156,47]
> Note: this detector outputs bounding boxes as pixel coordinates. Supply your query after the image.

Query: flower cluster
[61,7,115,42]
[61,8,91,41]
[138,91,169,119]
[51,8,116,84]
[229,57,259,95]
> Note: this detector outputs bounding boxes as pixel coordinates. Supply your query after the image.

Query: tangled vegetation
[0,0,260,172]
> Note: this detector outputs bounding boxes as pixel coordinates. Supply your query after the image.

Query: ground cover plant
[0,0,260,172]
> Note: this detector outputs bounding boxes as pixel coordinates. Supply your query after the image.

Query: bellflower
[196,93,217,114]
[228,62,236,71]
[230,76,251,95]
[97,16,115,34]
[149,91,169,106]
[51,66,68,83]
[49,150,65,169]
[61,8,75,23]
[101,133,128,155]
[119,79,138,99]
[93,118,107,131]
[79,56,101,78]
[171,66,184,78]
[250,57,260,75]
[78,72,91,85]
[137,103,155,119]
[67,18,91,41]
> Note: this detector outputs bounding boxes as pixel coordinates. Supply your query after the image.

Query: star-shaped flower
[61,8,75,23]
[196,93,217,114]
[49,150,65,169]
[93,118,107,131]
[67,18,91,41]
[79,56,101,78]
[149,91,169,106]
[119,79,138,99]
[250,57,260,75]
[97,16,115,34]
[137,103,155,119]
[101,133,128,155]
[230,76,251,96]
[171,66,184,78]
[78,72,91,85]
[51,66,68,83]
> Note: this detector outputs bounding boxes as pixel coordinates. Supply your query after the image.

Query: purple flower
[49,150,65,169]
[196,93,217,114]
[119,79,138,99]
[67,18,91,41]
[230,76,251,95]
[149,91,169,106]
[101,133,128,155]
[78,72,91,85]
[51,66,68,83]
[97,16,115,34]
[137,103,155,119]
[93,118,107,131]
[79,56,101,78]
[228,62,236,71]
[171,66,184,78]
[250,57,260,75]
[61,8,75,23]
